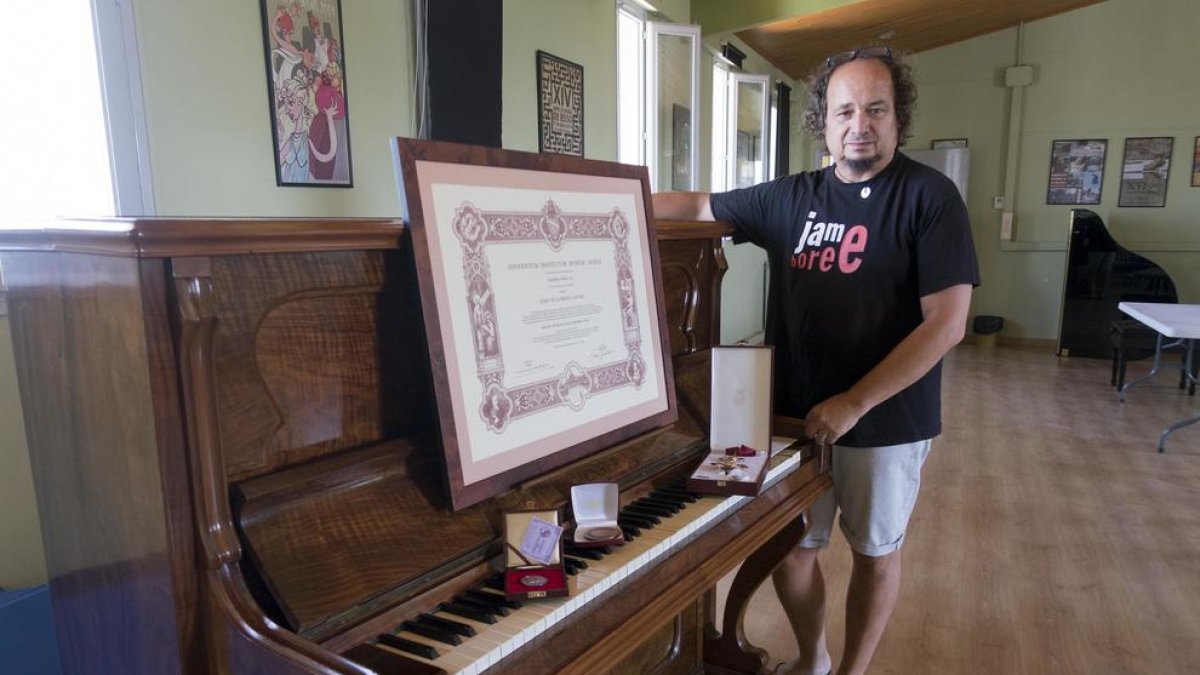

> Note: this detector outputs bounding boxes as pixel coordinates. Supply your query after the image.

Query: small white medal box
[687,345,774,497]
[570,482,624,548]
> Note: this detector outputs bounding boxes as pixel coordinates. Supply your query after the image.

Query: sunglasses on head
[825,46,893,69]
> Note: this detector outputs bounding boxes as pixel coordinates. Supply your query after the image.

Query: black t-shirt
[710,152,980,447]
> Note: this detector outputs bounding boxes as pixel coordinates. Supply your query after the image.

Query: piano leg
[704,513,809,674]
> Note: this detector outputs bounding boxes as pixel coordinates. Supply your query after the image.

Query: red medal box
[502,510,569,601]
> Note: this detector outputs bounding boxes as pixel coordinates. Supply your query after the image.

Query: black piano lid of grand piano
[1058,208,1178,358]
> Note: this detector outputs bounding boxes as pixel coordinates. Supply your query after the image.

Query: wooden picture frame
[1119,137,1173,207]
[1046,139,1107,205]
[536,51,584,157]
[391,138,677,510]
[259,0,354,187]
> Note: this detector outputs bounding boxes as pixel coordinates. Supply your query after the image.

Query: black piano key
[565,555,589,570]
[650,489,693,504]
[653,488,698,503]
[644,492,685,506]
[631,501,674,517]
[418,613,476,637]
[564,559,580,575]
[376,633,439,660]
[619,514,655,529]
[564,545,604,560]
[440,602,498,624]
[620,525,641,539]
[451,590,506,612]
[619,510,657,524]
[452,595,511,617]
[402,620,461,646]
[482,575,505,591]
[621,507,662,524]
[465,588,522,609]
[344,643,444,675]
[637,497,681,513]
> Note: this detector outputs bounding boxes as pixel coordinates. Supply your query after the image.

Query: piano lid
[1057,208,1178,357]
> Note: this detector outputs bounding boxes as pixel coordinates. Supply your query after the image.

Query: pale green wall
[910,0,1200,339]
[135,0,415,217]
[503,0,618,159]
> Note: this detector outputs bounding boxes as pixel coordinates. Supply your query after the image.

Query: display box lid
[569,482,623,547]
[709,345,773,452]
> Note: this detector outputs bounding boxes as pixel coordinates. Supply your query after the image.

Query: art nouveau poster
[260,0,353,186]
[393,139,676,509]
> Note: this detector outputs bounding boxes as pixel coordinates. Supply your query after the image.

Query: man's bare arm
[651,192,715,221]
[805,283,973,443]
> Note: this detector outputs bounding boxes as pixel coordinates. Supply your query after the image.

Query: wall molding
[1000,240,1200,253]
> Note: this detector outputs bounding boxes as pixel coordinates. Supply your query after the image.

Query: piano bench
[1110,319,1197,395]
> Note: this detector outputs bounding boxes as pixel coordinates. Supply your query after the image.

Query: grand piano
[1057,208,1179,359]
[0,216,830,674]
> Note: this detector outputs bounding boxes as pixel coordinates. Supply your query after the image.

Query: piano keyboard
[346,440,804,675]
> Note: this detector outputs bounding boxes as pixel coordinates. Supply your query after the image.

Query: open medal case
[569,483,625,548]
[503,510,569,600]
[686,345,773,497]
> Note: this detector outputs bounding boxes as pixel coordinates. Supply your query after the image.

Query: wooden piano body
[0,217,830,674]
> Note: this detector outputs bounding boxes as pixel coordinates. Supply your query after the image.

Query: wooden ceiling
[734,0,1107,80]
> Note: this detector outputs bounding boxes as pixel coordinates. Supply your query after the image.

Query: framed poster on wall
[536,51,584,157]
[1118,137,1173,207]
[1046,139,1107,205]
[259,0,354,187]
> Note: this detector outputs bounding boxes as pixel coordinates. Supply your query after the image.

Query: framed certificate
[392,138,677,510]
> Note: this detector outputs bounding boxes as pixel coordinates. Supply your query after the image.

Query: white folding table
[1117,301,1200,452]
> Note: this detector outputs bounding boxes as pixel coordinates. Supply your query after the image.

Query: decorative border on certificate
[455,201,648,432]
[392,138,677,510]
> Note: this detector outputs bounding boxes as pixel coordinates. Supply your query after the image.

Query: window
[616,6,644,166]
[5,1,150,221]
[616,5,700,192]
[711,62,730,191]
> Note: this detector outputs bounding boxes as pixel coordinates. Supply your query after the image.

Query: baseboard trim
[961,335,1056,350]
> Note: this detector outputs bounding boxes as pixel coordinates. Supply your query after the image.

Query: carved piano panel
[0,217,828,675]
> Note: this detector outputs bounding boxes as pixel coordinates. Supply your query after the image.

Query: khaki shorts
[798,439,932,557]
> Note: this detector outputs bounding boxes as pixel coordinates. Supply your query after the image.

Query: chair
[1110,319,1196,395]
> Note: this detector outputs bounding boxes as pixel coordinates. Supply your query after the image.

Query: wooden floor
[722,343,1200,674]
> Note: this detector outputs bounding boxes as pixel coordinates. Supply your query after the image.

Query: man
[653,47,979,675]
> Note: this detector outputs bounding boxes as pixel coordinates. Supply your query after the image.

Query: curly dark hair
[802,47,918,145]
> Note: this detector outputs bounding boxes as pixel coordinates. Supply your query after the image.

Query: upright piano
[1057,208,1178,358]
[0,217,830,674]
